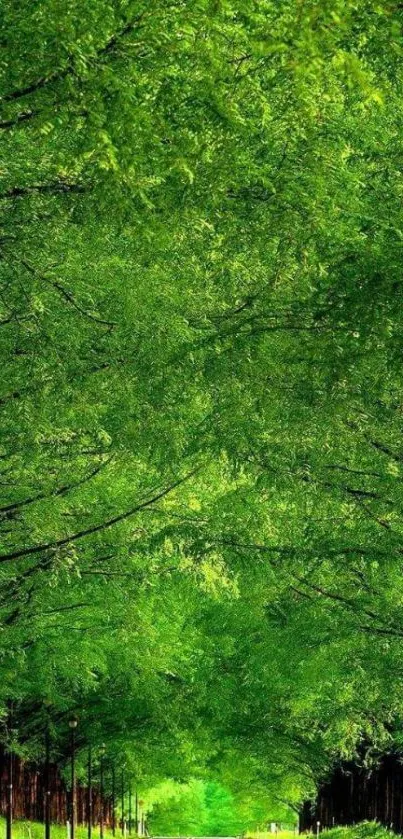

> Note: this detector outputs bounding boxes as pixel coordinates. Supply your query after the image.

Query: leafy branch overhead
[1,0,403,829]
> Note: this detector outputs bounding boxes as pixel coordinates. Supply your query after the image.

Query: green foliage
[2,0,403,827]
[146,779,286,836]
[322,825,396,839]
[146,780,208,837]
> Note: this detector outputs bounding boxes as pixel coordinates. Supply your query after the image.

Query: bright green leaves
[2,0,403,823]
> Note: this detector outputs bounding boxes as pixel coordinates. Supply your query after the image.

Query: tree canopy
[2,0,403,832]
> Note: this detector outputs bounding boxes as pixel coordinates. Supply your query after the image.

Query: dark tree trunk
[0,747,112,826]
[300,755,403,833]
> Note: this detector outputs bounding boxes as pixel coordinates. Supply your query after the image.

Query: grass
[246,825,394,839]
[324,826,395,839]
[248,831,297,839]
[0,821,396,839]
[0,819,122,839]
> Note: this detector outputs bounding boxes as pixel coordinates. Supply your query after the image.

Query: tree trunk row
[300,755,403,832]
[0,748,112,825]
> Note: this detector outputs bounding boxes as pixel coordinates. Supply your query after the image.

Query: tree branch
[21,259,116,327]
[0,454,114,517]
[0,181,86,201]
[0,467,200,563]
[1,14,145,103]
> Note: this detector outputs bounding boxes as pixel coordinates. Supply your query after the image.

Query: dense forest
[1,0,403,833]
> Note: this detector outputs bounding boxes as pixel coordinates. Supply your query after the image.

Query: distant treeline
[301,755,403,833]
[0,748,112,825]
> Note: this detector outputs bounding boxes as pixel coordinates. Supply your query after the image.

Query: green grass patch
[319,825,394,839]
[0,820,396,839]
[0,819,121,839]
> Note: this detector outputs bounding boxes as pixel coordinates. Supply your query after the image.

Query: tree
[2,0,403,824]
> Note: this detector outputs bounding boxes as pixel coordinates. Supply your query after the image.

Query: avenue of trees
[1,0,403,831]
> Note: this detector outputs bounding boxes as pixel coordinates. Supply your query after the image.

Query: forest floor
[0,822,395,839]
[0,821,109,839]
[250,826,392,839]
[323,825,394,839]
